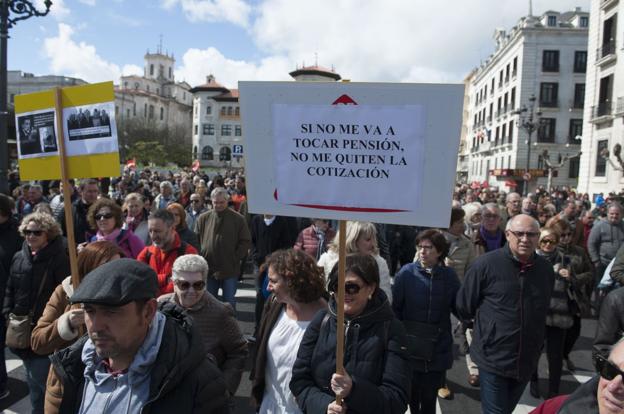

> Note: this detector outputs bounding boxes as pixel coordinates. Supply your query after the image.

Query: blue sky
[8,0,590,89]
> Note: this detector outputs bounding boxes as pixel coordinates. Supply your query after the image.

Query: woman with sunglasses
[30,241,123,414]
[4,212,70,414]
[391,229,460,414]
[251,249,327,413]
[290,253,410,414]
[86,197,145,259]
[530,227,579,399]
[549,219,594,372]
[158,254,248,398]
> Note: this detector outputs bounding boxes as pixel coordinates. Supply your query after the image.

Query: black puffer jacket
[456,245,555,382]
[594,286,624,359]
[51,302,229,414]
[290,290,411,414]
[3,236,69,358]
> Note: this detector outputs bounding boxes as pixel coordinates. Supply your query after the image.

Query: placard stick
[335,219,347,406]
[54,87,79,289]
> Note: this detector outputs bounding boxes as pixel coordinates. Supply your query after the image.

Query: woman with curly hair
[85,197,144,258]
[250,248,327,413]
[3,212,70,413]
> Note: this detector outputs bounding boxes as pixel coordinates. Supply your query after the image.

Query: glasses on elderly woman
[174,280,206,291]
[595,353,624,381]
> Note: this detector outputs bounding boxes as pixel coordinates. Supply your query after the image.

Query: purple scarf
[480,226,503,252]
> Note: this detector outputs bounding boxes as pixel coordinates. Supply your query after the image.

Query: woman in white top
[250,249,327,413]
[318,221,392,303]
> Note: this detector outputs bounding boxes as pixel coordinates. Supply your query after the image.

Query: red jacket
[529,395,568,414]
[137,231,197,295]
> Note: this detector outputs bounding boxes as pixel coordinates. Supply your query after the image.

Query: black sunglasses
[174,280,206,291]
[23,229,43,236]
[595,353,624,380]
[95,213,114,220]
[345,282,364,295]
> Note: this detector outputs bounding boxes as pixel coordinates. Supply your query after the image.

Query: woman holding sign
[392,229,460,414]
[290,254,410,414]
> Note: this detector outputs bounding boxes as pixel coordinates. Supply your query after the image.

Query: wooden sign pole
[54,87,79,288]
[335,219,347,406]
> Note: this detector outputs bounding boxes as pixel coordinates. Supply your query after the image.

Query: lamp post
[541,148,582,191]
[513,94,542,196]
[601,143,624,171]
[0,0,52,194]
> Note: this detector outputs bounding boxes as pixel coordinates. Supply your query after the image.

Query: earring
[368,294,372,300]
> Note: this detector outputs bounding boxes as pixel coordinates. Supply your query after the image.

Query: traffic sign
[233,144,243,155]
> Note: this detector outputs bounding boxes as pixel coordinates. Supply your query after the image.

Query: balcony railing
[592,101,613,118]
[597,40,616,60]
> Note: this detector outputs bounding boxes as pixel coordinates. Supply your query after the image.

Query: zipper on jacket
[516,270,524,381]
[102,376,119,414]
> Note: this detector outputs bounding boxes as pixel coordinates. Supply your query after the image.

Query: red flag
[126,158,136,170]
[192,159,200,172]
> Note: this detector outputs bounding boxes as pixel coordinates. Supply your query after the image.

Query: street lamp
[601,143,624,171]
[541,148,582,191]
[0,0,52,194]
[512,94,542,196]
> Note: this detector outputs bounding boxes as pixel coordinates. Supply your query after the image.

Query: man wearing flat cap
[48,258,229,413]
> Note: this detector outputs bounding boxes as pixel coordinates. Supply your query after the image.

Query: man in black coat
[51,259,228,413]
[457,214,555,414]
[595,286,624,360]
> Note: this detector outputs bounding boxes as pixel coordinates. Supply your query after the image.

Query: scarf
[125,211,144,233]
[95,227,121,242]
[480,226,503,252]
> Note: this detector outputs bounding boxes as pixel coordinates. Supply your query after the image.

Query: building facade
[114,49,193,161]
[465,9,588,192]
[578,0,624,196]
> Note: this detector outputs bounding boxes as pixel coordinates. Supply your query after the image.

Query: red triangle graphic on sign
[332,94,357,105]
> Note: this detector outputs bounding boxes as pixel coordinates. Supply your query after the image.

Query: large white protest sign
[240,81,463,227]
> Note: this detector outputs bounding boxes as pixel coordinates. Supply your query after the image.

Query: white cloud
[175,47,291,88]
[122,64,143,77]
[43,23,123,83]
[162,0,251,27]
[36,0,69,20]
[78,0,96,5]
[250,0,591,82]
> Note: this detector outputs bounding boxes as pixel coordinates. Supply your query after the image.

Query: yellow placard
[15,81,120,180]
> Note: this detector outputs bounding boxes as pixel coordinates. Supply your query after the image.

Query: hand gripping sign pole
[54,87,80,289]
[335,220,347,406]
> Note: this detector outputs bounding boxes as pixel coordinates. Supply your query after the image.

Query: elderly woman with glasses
[4,212,70,414]
[291,253,410,414]
[86,198,144,259]
[530,227,582,399]
[158,254,248,397]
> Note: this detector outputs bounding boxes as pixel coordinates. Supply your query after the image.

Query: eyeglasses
[595,354,624,381]
[95,213,114,221]
[174,280,206,291]
[23,229,43,237]
[345,282,364,295]
[540,239,557,245]
[508,230,540,239]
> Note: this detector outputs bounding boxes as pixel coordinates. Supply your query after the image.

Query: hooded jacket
[290,290,411,414]
[50,301,228,414]
[456,244,555,382]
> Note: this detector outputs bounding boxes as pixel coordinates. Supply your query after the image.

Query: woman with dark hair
[290,254,410,414]
[31,241,124,414]
[166,202,200,251]
[86,197,144,259]
[4,212,70,414]
[251,249,327,413]
[392,229,460,414]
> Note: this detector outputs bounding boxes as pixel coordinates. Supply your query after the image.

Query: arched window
[219,146,231,161]
[202,146,214,161]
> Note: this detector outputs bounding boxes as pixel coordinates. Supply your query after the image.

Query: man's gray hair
[172,254,209,281]
[480,202,499,215]
[608,202,623,213]
[210,187,229,200]
[506,192,521,203]
[160,180,173,190]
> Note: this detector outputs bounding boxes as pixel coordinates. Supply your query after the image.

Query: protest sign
[15,81,120,180]
[239,81,464,227]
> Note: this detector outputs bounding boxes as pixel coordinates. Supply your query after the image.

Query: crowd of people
[0,167,624,413]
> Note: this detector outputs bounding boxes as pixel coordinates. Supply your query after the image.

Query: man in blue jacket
[457,214,555,414]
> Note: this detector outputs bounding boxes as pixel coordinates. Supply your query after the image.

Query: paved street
[0,274,598,414]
